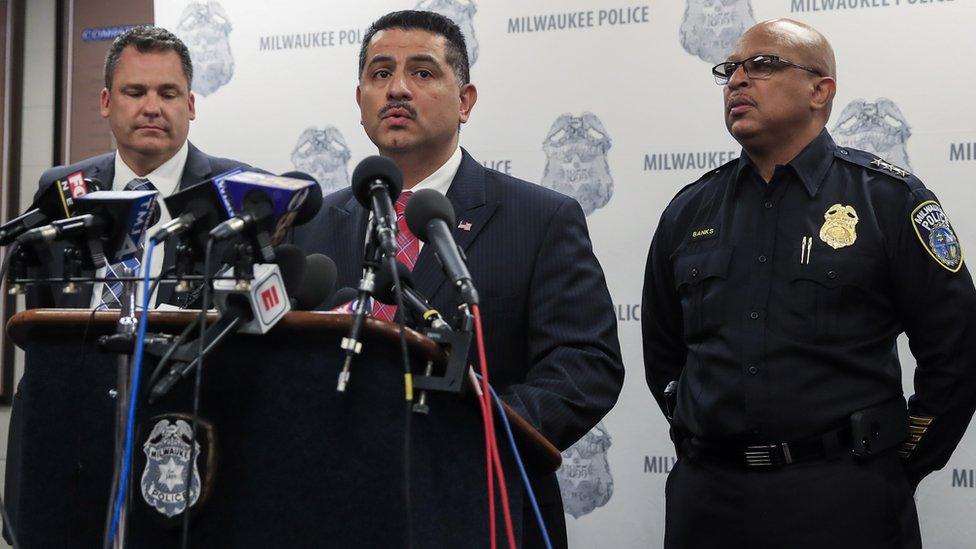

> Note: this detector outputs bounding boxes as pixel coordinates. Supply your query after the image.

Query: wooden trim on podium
[7,308,563,472]
[7,309,445,361]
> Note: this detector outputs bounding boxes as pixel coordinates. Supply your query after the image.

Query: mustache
[379,101,417,119]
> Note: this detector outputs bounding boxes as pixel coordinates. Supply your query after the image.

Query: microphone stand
[111,264,139,549]
[337,219,382,392]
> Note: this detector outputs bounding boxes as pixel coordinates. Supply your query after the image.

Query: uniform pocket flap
[673,247,733,288]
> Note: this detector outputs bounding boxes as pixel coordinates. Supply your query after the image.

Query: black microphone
[0,175,101,245]
[279,171,324,226]
[149,245,305,402]
[351,156,403,255]
[405,189,479,305]
[373,259,449,329]
[17,190,159,265]
[327,287,358,310]
[292,254,337,310]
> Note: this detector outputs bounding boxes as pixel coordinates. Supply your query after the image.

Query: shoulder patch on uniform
[911,200,964,272]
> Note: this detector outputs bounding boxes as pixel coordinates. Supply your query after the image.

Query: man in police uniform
[642,19,976,549]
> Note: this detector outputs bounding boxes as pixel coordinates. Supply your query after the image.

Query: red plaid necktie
[373,191,418,321]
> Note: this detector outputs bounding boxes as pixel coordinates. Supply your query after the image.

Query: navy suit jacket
[294,149,624,544]
[25,142,254,309]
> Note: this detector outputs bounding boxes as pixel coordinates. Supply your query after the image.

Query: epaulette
[674,157,739,196]
[834,146,925,192]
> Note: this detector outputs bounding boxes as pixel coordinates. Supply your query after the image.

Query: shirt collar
[734,129,836,197]
[410,145,462,196]
[113,140,189,199]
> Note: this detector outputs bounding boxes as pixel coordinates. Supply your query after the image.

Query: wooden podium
[4,309,560,548]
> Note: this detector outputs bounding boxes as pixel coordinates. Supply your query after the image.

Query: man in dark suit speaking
[294,10,624,549]
[28,25,254,309]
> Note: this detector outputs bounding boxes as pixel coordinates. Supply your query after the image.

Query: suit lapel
[344,193,370,281]
[412,150,498,303]
[87,154,115,189]
[179,143,214,190]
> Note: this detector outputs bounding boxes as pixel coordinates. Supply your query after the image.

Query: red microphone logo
[261,286,280,311]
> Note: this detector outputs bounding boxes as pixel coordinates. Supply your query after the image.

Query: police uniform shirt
[642,129,976,485]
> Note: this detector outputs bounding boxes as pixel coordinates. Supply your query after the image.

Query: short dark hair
[104,26,193,90]
[358,10,470,86]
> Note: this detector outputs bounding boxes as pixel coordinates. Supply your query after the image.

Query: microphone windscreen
[327,287,358,310]
[279,171,323,226]
[404,188,455,242]
[351,155,403,209]
[372,259,415,305]
[293,254,338,310]
[272,243,307,294]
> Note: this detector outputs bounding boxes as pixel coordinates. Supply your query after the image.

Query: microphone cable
[385,254,415,549]
[471,304,517,549]
[481,378,553,549]
[181,236,217,549]
[105,240,157,547]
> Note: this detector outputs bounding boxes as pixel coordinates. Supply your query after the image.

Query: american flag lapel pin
[458,220,472,231]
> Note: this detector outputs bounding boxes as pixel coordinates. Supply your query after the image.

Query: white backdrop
[154,1,976,546]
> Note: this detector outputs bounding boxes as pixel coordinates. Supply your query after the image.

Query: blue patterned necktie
[97,177,157,310]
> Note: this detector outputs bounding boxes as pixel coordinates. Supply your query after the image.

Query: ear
[810,76,836,115]
[356,85,364,124]
[458,83,478,124]
[188,91,196,121]
[99,88,111,118]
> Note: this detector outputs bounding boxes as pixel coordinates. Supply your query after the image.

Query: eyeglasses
[712,54,823,85]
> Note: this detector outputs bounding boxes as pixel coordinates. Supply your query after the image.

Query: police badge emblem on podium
[135,414,218,526]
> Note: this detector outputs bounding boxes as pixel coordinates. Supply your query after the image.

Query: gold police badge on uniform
[819,204,858,249]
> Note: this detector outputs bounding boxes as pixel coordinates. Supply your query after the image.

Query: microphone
[292,254,337,310]
[405,189,479,305]
[149,245,305,402]
[18,190,159,266]
[209,171,316,244]
[327,287,358,311]
[351,156,403,255]
[212,246,303,335]
[0,173,101,245]
[155,168,243,244]
[279,171,324,226]
[373,259,449,330]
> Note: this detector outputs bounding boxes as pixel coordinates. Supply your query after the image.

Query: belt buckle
[744,443,793,468]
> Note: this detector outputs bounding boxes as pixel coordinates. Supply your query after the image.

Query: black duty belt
[677,399,909,469]
[686,426,850,469]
